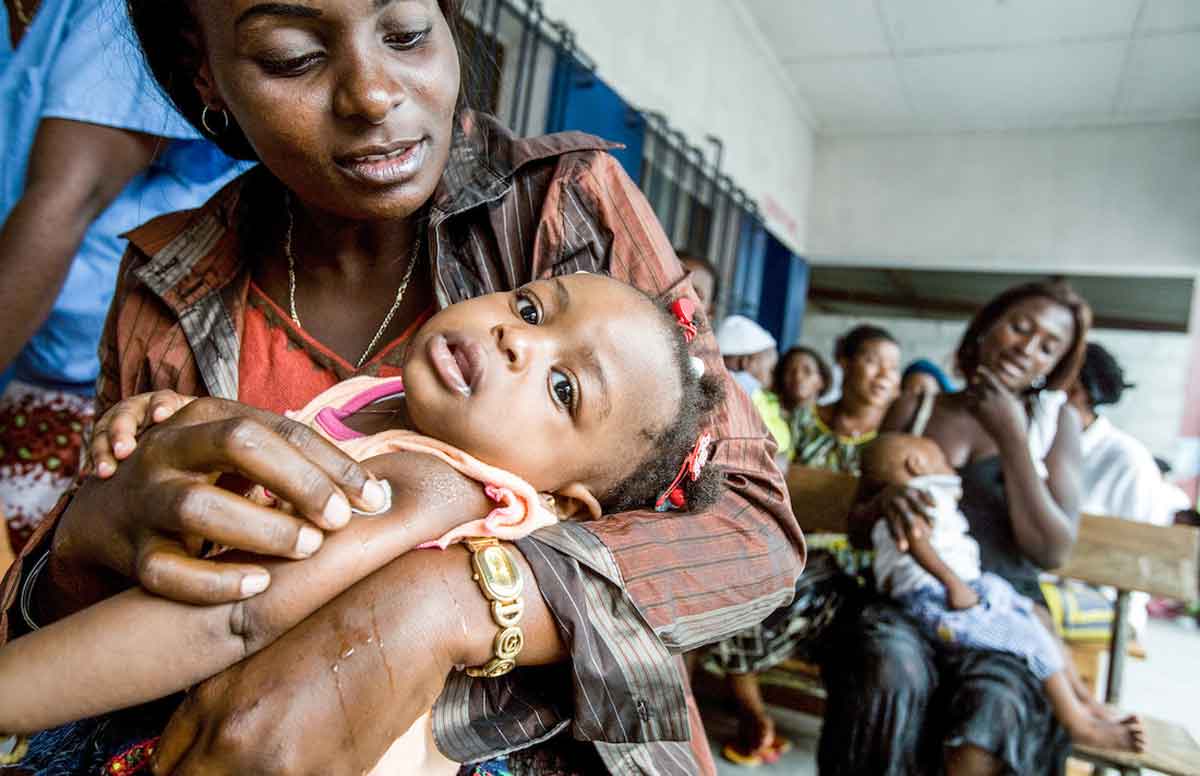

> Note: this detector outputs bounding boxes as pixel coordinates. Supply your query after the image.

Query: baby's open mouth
[428,333,485,396]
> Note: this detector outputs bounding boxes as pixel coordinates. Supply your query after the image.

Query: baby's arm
[906,531,979,610]
[0,450,491,734]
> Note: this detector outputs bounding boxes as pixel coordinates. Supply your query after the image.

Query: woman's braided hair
[597,289,725,515]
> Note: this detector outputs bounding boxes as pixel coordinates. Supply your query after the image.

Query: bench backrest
[787,464,1200,604]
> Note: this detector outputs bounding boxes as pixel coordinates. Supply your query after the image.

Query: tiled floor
[704,616,1200,775]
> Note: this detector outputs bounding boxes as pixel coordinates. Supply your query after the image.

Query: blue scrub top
[1,0,250,394]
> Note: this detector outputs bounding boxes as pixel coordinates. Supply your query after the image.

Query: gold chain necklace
[284,195,422,370]
[12,0,37,25]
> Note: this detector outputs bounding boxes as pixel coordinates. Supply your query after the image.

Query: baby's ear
[552,483,603,521]
[903,451,924,478]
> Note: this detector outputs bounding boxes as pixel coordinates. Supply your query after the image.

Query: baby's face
[402,274,680,505]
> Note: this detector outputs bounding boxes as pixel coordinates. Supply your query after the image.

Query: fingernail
[296,526,323,556]
[362,479,387,512]
[324,493,351,528]
[153,407,169,421]
[241,573,270,597]
[114,440,132,456]
[97,461,115,477]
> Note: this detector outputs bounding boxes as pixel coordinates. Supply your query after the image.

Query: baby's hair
[597,286,725,514]
[1078,342,1132,408]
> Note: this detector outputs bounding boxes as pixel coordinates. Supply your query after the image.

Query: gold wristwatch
[463,537,525,678]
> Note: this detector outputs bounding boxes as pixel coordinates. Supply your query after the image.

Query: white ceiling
[740,0,1200,134]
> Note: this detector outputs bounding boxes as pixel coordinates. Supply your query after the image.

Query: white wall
[539,0,815,253]
[798,311,1190,463]
[806,121,1200,277]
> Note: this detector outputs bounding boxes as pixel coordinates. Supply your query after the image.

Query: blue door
[730,214,768,320]
[545,55,646,181]
[756,234,809,350]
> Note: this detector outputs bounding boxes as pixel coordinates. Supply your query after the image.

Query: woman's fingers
[258,408,388,514]
[884,487,935,552]
[165,479,328,560]
[159,416,354,532]
[172,400,387,520]
[134,534,272,605]
[152,691,203,776]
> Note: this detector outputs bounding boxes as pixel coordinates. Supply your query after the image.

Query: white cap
[716,315,776,356]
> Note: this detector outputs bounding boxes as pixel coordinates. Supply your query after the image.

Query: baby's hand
[947,584,980,611]
[88,390,196,478]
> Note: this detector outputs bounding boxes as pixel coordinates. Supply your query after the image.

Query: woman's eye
[258,53,323,76]
[385,28,430,50]
[550,370,574,409]
[515,295,540,325]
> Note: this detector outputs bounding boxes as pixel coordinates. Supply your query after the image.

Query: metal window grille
[460,0,767,321]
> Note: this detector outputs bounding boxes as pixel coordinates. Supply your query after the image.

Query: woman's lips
[996,357,1028,380]
[335,139,427,185]
[427,334,485,396]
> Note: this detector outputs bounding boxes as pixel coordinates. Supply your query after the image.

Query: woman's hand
[876,484,935,553]
[964,365,1028,447]
[148,544,548,776]
[89,390,195,478]
[52,397,389,606]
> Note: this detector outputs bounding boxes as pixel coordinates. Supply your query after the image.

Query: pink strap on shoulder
[288,377,559,547]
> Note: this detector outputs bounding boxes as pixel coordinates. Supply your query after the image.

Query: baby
[0,273,724,775]
[862,432,1145,753]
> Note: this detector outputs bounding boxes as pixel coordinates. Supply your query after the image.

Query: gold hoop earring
[201,105,230,137]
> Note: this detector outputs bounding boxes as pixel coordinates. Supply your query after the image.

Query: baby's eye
[515,293,541,325]
[550,370,574,409]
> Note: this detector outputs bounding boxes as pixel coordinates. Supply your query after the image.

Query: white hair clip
[690,356,706,378]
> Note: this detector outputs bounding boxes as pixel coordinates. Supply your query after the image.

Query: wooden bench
[778,465,1200,776]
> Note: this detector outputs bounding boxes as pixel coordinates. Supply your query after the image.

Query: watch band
[463,537,525,678]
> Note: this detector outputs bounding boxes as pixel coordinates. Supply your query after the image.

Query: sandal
[760,733,792,763]
[720,741,764,766]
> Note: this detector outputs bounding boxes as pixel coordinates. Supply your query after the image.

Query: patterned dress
[706,405,874,674]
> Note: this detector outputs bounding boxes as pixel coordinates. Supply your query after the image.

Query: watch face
[477,545,523,599]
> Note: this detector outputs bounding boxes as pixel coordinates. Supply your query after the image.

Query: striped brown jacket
[1,112,804,775]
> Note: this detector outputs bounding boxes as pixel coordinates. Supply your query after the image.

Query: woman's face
[192,0,460,220]
[977,297,1075,392]
[402,274,679,502]
[841,338,900,408]
[780,353,824,407]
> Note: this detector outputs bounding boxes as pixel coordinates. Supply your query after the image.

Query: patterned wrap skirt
[0,381,92,555]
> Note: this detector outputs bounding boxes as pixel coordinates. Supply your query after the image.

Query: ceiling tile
[1119,32,1200,114]
[880,0,1140,52]
[786,59,911,127]
[900,42,1126,128]
[739,0,890,60]
[1138,0,1200,33]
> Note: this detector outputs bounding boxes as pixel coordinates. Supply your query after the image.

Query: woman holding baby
[822,279,1093,776]
[0,1,803,773]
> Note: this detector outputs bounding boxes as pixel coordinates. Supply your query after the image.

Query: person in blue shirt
[0,0,246,553]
